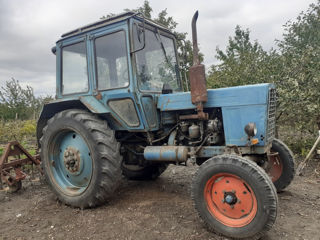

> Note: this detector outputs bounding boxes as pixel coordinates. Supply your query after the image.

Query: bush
[0,120,36,144]
[277,125,318,157]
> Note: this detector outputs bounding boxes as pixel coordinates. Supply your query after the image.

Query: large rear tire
[192,155,277,239]
[40,109,122,208]
[267,139,295,192]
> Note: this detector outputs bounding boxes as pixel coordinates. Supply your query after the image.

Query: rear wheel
[40,109,122,208]
[267,139,295,192]
[192,155,277,239]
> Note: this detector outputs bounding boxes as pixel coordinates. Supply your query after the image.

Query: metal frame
[60,39,90,96]
[92,29,130,91]
[0,141,41,191]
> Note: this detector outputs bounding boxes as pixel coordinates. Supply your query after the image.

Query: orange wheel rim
[269,154,283,182]
[204,173,257,228]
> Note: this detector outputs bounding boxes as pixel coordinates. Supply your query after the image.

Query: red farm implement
[0,141,41,192]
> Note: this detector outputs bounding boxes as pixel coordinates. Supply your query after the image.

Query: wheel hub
[63,147,81,174]
[224,192,237,205]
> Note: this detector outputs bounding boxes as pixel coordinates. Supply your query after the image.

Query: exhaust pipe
[189,11,208,120]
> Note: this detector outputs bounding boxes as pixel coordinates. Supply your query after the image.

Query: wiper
[156,28,170,65]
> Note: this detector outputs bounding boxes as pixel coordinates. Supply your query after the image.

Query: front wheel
[192,155,277,239]
[40,109,122,208]
[267,139,295,192]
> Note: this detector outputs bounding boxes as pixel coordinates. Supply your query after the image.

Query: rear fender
[36,97,110,146]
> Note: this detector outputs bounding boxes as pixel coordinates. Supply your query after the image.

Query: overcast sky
[0,0,315,96]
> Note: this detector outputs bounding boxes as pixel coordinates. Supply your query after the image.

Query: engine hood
[157,83,274,111]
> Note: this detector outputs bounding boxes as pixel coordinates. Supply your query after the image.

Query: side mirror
[51,46,57,55]
[131,14,146,54]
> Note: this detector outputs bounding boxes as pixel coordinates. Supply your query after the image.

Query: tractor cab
[51,12,182,131]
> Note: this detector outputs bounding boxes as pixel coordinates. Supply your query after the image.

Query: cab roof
[60,11,172,41]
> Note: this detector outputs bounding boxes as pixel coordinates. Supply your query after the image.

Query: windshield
[134,26,181,92]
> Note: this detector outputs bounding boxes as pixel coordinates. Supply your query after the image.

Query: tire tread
[40,109,122,208]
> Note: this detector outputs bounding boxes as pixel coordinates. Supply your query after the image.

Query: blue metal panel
[141,96,158,129]
[157,83,273,111]
[196,146,225,157]
[79,96,110,114]
[196,146,268,157]
[222,105,267,146]
[158,83,273,147]
[100,91,146,130]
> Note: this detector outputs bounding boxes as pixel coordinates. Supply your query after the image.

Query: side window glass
[95,31,129,90]
[62,41,88,95]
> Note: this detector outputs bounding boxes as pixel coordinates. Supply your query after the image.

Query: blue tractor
[37,11,294,239]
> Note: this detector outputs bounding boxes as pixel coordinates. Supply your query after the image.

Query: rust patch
[95,92,102,100]
[188,11,208,120]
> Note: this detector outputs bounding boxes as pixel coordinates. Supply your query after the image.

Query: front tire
[40,109,122,208]
[192,155,277,239]
[268,139,295,192]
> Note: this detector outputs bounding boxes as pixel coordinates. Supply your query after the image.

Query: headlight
[244,122,257,137]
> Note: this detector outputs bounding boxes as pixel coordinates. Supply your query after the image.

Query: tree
[276,0,320,131]
[0,78,52,120]
[207,1,320,152]
[0,78,33,119]
[207,26,281,89]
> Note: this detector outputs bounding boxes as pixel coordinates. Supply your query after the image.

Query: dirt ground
[0,163,319,240]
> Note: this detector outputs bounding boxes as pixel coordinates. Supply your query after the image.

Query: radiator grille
[266,88,276,143]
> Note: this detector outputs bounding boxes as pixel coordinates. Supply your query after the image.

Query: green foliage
[207,26,278,88]
[0,78,53,120]
[0,120,37,144]
[0,120,37,158]
[278,125,317,157]
[0,78,35,119]
[21,120,37,135]
[276,1,320,131]
[207,1,320,154]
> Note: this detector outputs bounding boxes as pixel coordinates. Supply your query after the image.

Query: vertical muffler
[189,11,208,120]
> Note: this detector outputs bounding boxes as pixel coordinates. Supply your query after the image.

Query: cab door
[89,23,145,130]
